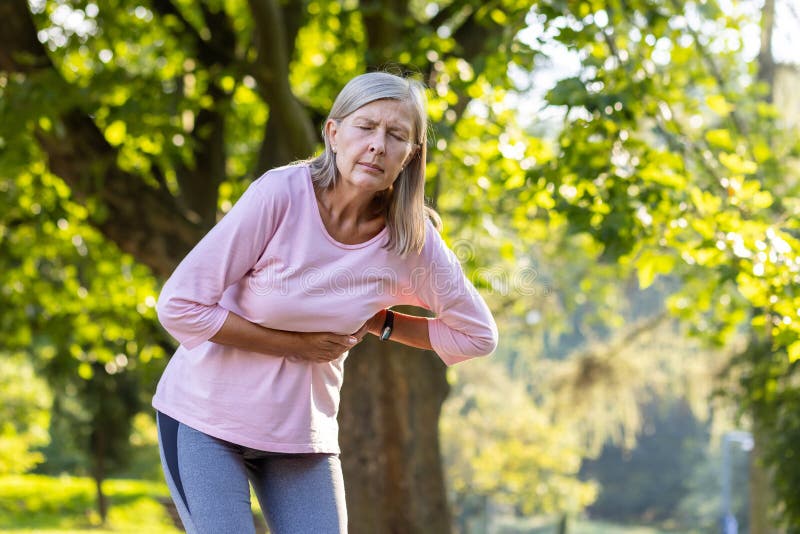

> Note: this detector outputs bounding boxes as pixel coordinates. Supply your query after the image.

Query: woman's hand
[351,310,386,340]
[209,309,431,361]
[287,331,360,363]
[290,311,386,363]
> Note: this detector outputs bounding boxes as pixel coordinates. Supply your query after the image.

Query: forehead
[348,99,415,130]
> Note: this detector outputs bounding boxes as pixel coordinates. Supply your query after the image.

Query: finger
[336,335,359,348]
[325,340,352,352]
[351,322,370,341]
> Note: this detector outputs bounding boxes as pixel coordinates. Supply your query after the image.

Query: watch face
[380,326,392,341]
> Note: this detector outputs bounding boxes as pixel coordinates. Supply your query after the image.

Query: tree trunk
[340,318,452,534]
[749,428,782,534]
[757,0,776,98]
[557,514,569,534]
[748,3,782,531]
[91,428,108,524]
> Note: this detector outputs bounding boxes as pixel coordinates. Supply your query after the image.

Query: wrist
[379,309,395,341]
[276,330,302,356]
[368,309,387,336]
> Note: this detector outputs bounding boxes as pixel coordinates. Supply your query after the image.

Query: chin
[348,173,392,191]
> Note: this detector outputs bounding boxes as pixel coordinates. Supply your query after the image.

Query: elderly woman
[153,71,497,533]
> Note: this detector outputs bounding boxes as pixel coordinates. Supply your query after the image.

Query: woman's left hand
[351,310,386,341]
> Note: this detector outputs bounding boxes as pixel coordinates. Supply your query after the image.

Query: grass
[0,474,180,533]
[2,474,695,534]
[493,515,697,534]
[570,519,692,534]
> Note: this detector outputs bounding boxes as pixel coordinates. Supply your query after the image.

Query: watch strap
[380,310,395,341]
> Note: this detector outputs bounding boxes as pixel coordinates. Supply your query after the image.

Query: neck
[317,183,384,225]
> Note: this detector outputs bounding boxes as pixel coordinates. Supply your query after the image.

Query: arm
[157,173,358,362]
[411,225,499,365]
[354,225,498,364]
[360,309,433,351]
[211,311,359,363]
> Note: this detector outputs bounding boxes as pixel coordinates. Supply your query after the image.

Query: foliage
[115,412,167,481]
[516,0,800,526]
[441,358,597,524]
[0,353,52,475]
[2,0,800,527]
[0,161,170,484]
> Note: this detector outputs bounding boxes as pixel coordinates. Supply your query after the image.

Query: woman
[154,71,497,533]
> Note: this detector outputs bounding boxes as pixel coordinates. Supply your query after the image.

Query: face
[326,99,418,194]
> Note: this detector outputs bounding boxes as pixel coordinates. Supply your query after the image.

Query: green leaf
[77,362,93,380]
[788,341,800,363]
[547,78,588,107]
[636,249,676,289]
[104,121,127,146]
[706,94,733,116]
[719,152,757,174]
[705,129,734,150]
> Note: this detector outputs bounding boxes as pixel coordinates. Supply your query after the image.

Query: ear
[325,119,339,149]
[403,144,420,167]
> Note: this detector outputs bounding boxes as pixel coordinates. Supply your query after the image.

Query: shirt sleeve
[156,173,285,350]
[412,222,499,366]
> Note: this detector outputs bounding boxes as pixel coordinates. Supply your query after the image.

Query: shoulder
[248,163,310,202]
[418,217,457,265]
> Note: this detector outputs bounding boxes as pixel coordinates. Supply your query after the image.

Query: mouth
[358,161,384,173]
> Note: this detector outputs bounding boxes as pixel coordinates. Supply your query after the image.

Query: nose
[368,130,386,155]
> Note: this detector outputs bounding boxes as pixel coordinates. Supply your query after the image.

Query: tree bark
[339,323,452,534]
[34,110,202,277]
[247,0,318,171]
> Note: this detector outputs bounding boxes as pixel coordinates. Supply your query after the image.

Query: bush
[0,353,51,475]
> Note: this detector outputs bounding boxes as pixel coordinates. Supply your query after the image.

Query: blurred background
[1,0,799,532]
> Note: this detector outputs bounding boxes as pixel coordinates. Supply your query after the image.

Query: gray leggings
[156,412,347,534]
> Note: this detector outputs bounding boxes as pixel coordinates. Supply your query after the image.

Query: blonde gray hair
[308,71,440,257]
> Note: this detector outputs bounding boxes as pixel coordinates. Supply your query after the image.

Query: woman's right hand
[287,332,360,363]
[209,312,364,363]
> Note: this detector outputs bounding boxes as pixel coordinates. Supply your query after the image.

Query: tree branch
[428,0,469,29]
[151,0,238,229]
[150,0,236,67]
[1,0,201,277]
[361,0,409,68]
[757,0,776,100]
[666,0,750,138]
[35,111,201,277]
[247,0,316,170]
[0,0,51,73]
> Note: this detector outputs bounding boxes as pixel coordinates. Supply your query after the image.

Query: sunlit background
[1,0,799,533]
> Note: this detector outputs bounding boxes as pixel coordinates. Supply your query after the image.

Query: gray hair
[308,71,441,257]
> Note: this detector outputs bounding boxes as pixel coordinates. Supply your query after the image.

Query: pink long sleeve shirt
[153,164,498,453]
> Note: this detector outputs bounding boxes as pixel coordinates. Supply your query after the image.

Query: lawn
[0,474,179,533]
[1,474,694,534]
[491,514,697,534]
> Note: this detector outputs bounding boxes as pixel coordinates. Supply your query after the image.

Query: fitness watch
[380,310,395,341]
